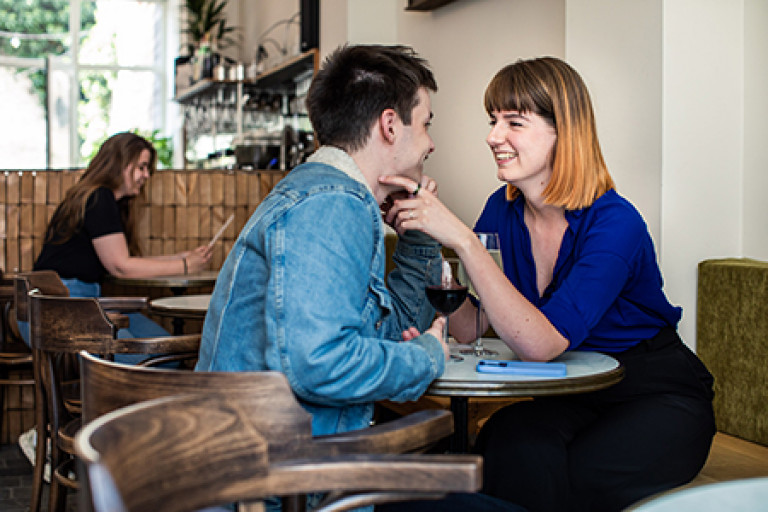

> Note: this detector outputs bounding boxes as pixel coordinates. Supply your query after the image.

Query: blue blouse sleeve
[540,200,655,349]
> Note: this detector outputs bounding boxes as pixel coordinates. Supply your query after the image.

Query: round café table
[626,477,768,511]
[106,270,219,296]
[428,338,625,452]
[149,294,211,335]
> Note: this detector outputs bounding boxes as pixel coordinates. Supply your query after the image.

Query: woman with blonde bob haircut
[484,56,615,210]
[381,56,715,511]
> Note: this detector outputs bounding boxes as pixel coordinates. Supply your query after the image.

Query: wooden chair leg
[49,474,66,512]
[282,495,306,512]
[48,444,66,512]
[30,359,47,512]
[0,369,6,441]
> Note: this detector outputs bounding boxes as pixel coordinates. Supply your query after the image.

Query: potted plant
[182,0,238,54]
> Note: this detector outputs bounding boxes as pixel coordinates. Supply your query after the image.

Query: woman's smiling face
[486,109,557,190]
[115,149,151,199]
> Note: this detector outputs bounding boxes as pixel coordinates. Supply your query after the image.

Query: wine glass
[426,258,468,362]
[459,232,503,356]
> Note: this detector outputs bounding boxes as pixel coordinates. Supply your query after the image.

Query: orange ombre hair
[484,57,614,210]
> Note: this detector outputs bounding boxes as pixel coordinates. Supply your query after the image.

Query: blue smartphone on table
[476,359,567,377]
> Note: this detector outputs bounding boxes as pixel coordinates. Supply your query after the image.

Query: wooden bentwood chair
[0,269,35,444]
[27,290,201,512]
[75,358,482,512]
[75,359,482,512]
[13,271,71,512]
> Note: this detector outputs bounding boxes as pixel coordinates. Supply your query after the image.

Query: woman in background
[383,56,715,511]
[33,131,212,339]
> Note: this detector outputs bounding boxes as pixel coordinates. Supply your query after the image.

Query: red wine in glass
[426,285,468,315]
[426,260,468,362]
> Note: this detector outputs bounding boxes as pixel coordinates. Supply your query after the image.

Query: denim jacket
[196,147,446,436]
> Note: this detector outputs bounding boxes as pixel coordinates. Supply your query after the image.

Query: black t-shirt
[34,187,124,283]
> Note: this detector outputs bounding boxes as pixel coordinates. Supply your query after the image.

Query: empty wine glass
[459,232,503,356]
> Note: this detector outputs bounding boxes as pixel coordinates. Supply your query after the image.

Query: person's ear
[378,109,398,144]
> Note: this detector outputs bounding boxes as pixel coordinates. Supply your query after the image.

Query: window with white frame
[0,0,175,169]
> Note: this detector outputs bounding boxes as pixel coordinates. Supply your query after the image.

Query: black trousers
[474,328,716,512]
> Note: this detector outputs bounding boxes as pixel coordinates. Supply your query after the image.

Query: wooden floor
[683,432,768,488]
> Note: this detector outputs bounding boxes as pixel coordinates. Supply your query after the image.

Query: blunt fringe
[484,56,614,210]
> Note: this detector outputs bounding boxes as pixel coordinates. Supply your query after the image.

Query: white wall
[565,1,663,241]
[661,1,744,347]
[743,0,768,258]
[236,0,301,66]
[227,0,768,351]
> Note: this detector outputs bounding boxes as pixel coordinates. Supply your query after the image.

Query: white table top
[428,338,624,398]
[149,293,211,318]
[627,477,768,511]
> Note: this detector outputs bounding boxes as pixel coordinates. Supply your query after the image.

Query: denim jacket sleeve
[270,191,445,407]
[382,229,443,339]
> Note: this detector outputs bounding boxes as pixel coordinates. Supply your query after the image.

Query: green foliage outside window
[0,0,97,107]
[87,129,174,169]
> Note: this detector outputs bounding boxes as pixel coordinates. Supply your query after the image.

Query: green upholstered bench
[697,258,768,446]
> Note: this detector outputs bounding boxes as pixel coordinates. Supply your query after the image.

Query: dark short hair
[306,44,437,153]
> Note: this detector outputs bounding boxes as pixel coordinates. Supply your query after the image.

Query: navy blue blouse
[475,187,681,353]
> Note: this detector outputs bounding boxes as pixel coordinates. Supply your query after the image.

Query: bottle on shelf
[193,34,212,82]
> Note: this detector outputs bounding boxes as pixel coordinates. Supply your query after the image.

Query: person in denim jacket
[196,44,450,438]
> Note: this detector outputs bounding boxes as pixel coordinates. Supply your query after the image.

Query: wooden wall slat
[187,206,200,239]
[198,172,211,206]
[46,171,61,204]
[20,238,34,272]
[33,205,47,240]
[187,173,199,205]
[162,207,174,239]
[210,172,224,207]
[174,172,188,206]
[19,204,33,238]
[236,173,248,206]
[19,172,34,204]
[33,172,47,204]
[247,173,261,210]
[223,171,236,206]
[162,172,175,205]
[7,206,19,241]
[175,204,188,240]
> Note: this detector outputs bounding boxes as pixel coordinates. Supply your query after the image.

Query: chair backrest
[29,294,116,354]
[79,351,313,460]
[14,270,70,323]
[76,389,484,512]
[77,392,273,512]
[28,294,200,356]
